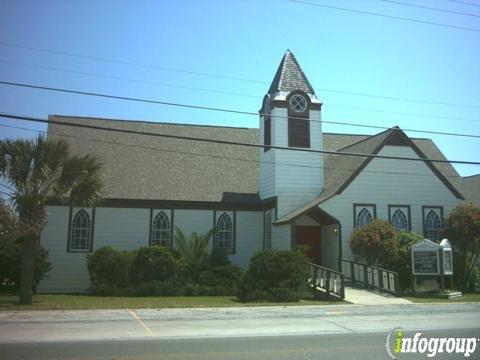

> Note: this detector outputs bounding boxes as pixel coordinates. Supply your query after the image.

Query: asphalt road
[1,303,479,359]
[2,329,480,360]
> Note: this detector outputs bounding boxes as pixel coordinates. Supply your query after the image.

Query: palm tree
[174,227,213,278]
[0,135,103,304]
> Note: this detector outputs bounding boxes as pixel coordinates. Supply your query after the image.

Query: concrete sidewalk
[0,303,478,343]
[344,286,412,305]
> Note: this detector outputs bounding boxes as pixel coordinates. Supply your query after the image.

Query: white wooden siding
[267,107,324,218]
[321,145,462,261]
[39,207,265,293]
[94,208,150,250]
[230,211,263,268]
[38,206,91,293]
[173,209,213,249]
[321,225,340,270]
[272,223,291,250]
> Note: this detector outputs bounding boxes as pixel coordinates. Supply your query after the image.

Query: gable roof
[47,115,470,212]
[268,50,315,95]
[462,174,480,206]
[275,128,466,224]
[47,115,260,205]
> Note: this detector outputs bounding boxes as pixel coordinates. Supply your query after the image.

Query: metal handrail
[307,262,345,300]
[340,258,401,295]
[307,262,344,276]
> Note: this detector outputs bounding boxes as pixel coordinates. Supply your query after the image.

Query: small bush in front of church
[87,243,244,296]
[129,246,177,284]
[237,249,310,302]
[87,246,134,290]
[349,220,397,265]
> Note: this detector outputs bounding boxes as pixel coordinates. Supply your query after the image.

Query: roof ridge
[463,174,480,179]
[336,128,393,152]
[49,115,257,131]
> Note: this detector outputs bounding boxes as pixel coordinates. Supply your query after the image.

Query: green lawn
[0,294,344,311]
[404,293,480,303]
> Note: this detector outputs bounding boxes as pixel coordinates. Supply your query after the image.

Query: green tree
[349,220,423,291]
[349,220,397,265]
[0,199,18,243]
[0,135,103,304]
[174,227,213,279]
[442,204,480,292]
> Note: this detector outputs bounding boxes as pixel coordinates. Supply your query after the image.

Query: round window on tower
[288,93,308,113]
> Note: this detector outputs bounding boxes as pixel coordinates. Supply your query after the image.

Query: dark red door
[295,226,321,264]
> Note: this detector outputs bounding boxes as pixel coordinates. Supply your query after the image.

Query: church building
[38,51,477,293]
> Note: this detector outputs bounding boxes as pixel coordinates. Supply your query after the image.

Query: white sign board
[440,239,453,275]
[412,239,440,275]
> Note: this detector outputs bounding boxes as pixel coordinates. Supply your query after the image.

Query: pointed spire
[268,50,315,95]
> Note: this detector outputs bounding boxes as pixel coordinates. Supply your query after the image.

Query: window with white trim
[424,207,442,242]
[389,206,410,231]
[151,211,171,247]
[354,205,375,228]
[391,209,408,231]
[70,209,92,251]
[215,212,233,251]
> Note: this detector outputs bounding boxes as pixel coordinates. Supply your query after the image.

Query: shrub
[237,249,310,302]
[442,204,480,292]
[129,246,177,284]
[87,246,134,289]
[386,231,423,290]
[198,265,244,294]
[0,239,51,291]
[174,228,213,279]
[209,249,231,267]
[349,221,424,291]
[349,220,396,265]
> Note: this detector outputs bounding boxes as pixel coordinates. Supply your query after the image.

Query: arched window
[356,208,373,228]
[151,211,171,247]
[392,209,408,231]
[70,209,92,251]
[215,213,233,251]
[425,210,441,241]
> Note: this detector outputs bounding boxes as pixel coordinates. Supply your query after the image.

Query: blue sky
[0,0,479,176]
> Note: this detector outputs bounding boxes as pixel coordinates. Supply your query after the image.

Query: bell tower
[259,50,324,218]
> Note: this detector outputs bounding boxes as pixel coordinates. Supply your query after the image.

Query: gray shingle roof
[462,174,480,206]
[47,116,471,211]
[48,116,260,203]
[268,50,315,95]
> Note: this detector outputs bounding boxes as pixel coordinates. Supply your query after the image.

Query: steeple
[268,50,315,95]
[259,50,324,217]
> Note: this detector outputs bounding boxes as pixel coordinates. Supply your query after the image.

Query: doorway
[295,226,321,264]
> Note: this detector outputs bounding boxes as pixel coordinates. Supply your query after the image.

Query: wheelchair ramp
[344,286,412,305]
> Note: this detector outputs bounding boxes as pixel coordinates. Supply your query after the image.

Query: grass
[0,294,345,311]
[404,293,480,303]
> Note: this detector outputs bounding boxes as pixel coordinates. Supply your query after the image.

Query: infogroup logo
[385,328,478,359]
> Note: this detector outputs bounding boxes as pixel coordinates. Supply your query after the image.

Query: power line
[290,0,480,32]
[0,60,258,99]
[449,0,480,8]
[381,0,480,18]
[0,122,473,180]
[1,41,479,110]
[1,80,479,139]
[1,113,480,165]
[2,59,480,124]
[326,104,480,124]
